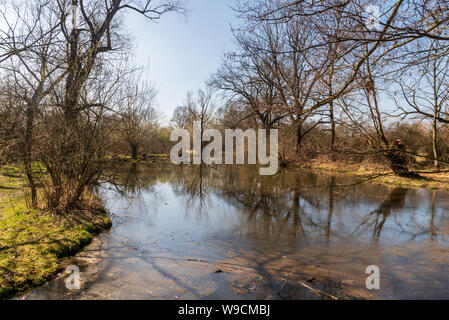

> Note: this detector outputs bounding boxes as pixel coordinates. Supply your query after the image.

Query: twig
[277,270,295,296]
[298,281,339,300]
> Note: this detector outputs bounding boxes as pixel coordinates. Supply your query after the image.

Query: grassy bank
[297,160,449,191]
[0,166,111,299]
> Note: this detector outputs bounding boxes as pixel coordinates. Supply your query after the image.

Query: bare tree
[117,69,158,160]
[171,105,193,129]
[0,1,66,207]
[213,0,406,157]
[0,0,184,212]
[232,0,446,126]
[43,0,183,211]
[59,0,183,122]
[395,40,449,167]
[183,88,215,142]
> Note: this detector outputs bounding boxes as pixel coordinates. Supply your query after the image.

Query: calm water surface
[23,164,449,299]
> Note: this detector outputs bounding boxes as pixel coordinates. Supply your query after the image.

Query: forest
[1,0,449,300]
[2,0,449,212]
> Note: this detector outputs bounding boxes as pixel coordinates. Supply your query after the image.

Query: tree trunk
[131,144,138,160]
[296,123,303,154]
[328,60,336,162]
[329,100,336,161]
[24,103,37,208]
[387,152,408,174]
[432,111,439,168]
[23,160,37,209]
[386,140,409,175]
[64,29,81,123]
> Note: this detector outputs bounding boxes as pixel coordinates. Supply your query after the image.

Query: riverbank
[0,166,111,299]
[295,160,449,191]
[133,155,449,192]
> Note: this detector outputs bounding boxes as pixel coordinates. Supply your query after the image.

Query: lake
[22,164,449,300]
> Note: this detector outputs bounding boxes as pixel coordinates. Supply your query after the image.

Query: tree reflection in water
[372,188,408,239]
[25,164,449,300]
[111,164,448,246]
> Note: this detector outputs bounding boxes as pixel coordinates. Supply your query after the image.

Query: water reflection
[146,165,447,247]
[24,164,449,300]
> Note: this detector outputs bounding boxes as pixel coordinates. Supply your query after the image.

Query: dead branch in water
[298,281,339,300]
[277,270,296,298]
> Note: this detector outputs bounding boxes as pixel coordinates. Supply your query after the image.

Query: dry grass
[298,160,449,191]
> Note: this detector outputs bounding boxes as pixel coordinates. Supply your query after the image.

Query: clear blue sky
[124,0,240,124]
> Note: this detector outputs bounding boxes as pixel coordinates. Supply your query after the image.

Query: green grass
[0,166,27,218]
[148,154,169,158]
[0,166,111,299]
